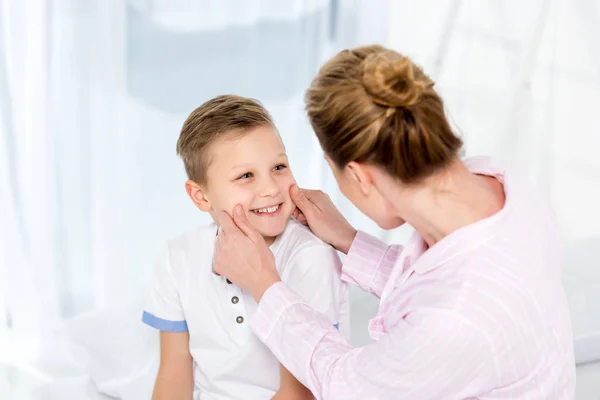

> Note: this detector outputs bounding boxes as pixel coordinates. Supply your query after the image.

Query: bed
[2,301,158,400]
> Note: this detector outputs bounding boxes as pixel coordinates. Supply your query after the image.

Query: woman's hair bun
[361,50,433,108]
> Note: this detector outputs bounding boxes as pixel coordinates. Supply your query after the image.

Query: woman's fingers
[216,211,237,236]
[290,185,316,216]
[231,205,262,243]
[292,208,308,225]
[212,207,280,302]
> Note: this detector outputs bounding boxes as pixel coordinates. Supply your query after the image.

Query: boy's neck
[264,235,276,246]
[214,225,277,247]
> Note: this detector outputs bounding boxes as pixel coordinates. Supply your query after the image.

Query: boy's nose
[259,177,280,197]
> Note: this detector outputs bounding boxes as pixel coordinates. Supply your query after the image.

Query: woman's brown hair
[305,45,463,184]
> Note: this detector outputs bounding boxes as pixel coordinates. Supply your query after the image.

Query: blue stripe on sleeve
[142,311,188,332]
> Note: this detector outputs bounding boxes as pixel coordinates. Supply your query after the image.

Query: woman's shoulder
[464,155,559,240]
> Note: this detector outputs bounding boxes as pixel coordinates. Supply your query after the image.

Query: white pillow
[32,376,115,400]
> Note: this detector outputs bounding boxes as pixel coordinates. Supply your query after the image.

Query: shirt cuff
[141,311,188,332]
[251,281,305,342]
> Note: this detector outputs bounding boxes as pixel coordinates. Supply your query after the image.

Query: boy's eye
[273,164,287,171]
[238,172,252,179]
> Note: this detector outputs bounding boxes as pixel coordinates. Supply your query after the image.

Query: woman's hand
[290,185,357,254]
[213,205,281,302]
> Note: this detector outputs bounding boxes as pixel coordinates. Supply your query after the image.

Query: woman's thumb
[290,185,309,213]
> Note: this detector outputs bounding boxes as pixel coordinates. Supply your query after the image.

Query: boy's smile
[250,203,283,216]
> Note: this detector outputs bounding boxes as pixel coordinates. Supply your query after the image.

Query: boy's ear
[185,180,212,212]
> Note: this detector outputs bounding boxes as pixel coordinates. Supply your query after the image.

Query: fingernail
[235,205,243,216]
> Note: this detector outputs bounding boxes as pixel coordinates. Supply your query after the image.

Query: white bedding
[32,377,114,400]
[563,238,600,365]
[1,362,113,400]
[2,301,159,400]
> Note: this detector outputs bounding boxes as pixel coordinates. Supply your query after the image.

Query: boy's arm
[272,364,314,399]
[152,331,194,400]
[142,244,193,399]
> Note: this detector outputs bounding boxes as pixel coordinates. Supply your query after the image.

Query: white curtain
[1,0,599,370]
[0,0,388,350]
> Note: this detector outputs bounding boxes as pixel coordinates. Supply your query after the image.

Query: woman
[213,45,576,399]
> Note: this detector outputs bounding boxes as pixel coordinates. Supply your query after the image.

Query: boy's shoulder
[276,218,337,257]
[281,218,324,245]
[276,220,344,295]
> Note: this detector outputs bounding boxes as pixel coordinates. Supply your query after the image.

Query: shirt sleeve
[141,244,188,332]
[251,283,493,400]
[279,242,348,334]
[342,231,402,299]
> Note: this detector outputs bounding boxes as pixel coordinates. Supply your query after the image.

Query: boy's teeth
[254,205,279,213]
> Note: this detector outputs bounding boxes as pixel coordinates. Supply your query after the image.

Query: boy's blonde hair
[176,95,275,184]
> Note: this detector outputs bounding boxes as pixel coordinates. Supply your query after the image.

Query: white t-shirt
[142,218,349,400]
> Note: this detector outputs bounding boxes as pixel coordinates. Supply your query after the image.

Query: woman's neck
[393,160,505,247]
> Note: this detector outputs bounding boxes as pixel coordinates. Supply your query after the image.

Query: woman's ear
[185,180,212,212]
[346,161,374,196]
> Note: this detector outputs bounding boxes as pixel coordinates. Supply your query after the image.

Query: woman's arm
[272,364,314,400]
[152,331,194,400]
[252,284,492,400]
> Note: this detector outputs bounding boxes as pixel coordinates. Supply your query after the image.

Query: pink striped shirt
[250,157,576,399]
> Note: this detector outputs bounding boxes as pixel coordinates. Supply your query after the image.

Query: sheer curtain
[0,0,388,352]
[2,0,598,369]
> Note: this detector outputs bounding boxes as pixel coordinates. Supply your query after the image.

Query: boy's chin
[252,219,288,240]
[255,226,286,240]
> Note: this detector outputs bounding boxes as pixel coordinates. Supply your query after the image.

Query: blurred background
[1,0,599,399]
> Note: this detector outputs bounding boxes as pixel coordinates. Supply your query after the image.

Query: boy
[142,95,349,400]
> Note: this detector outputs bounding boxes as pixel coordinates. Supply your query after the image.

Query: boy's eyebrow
[230,153,288,170]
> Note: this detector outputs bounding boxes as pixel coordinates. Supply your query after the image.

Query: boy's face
[187,125,296,242]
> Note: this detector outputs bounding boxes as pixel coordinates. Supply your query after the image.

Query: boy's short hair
[176,95,274,184]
